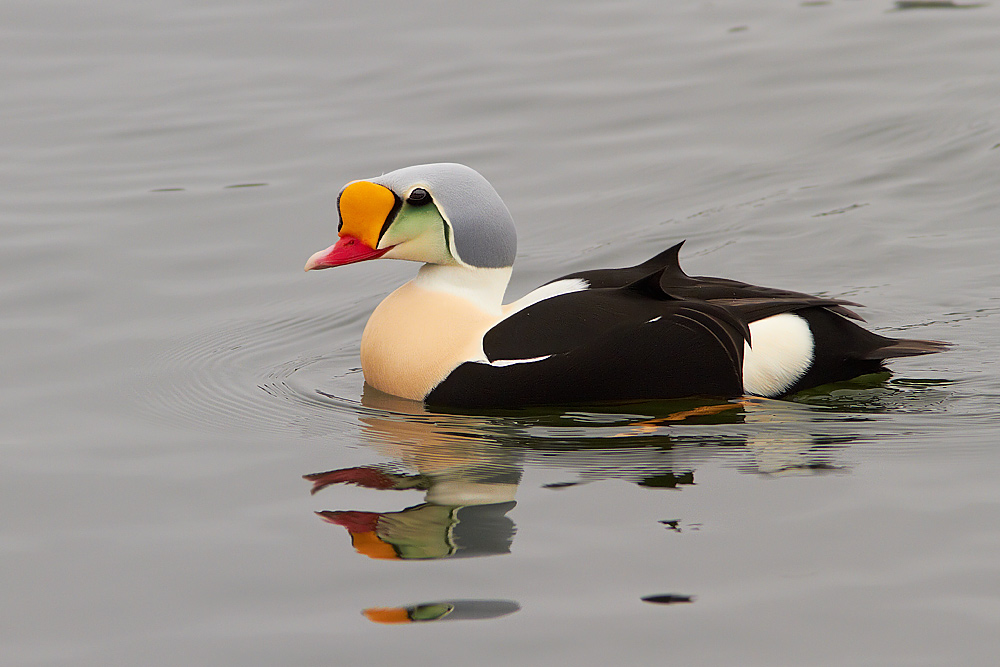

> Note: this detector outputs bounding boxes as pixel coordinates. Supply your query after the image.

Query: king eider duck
[305,163,948,409]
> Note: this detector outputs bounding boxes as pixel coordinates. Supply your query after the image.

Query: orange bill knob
[337,180,398,250]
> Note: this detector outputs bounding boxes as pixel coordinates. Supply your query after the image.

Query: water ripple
[137,311,366,436]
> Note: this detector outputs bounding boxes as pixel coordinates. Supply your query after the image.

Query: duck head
[304,163,517,271]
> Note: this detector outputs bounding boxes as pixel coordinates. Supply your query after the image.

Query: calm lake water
[4,1,1000,664]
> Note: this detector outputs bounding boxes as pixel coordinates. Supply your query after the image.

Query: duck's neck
[411,263,513,314]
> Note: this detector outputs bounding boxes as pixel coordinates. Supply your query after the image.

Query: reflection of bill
[363,599,521,624]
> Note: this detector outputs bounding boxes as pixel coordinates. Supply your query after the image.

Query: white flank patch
[487,354,552,367]
[742,313,815,397]
[503,278,589,318]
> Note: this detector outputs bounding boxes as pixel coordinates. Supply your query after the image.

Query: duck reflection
[307,387,852,563]
[306,376,949,623]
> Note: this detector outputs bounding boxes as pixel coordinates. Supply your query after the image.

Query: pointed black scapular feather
[559,241,865,322]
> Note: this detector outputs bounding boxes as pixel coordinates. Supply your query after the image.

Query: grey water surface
[3,1,1000,665]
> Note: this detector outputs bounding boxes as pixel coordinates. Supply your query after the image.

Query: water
[3,1,999,664]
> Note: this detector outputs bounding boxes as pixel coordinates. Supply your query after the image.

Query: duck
[305,163,948,409]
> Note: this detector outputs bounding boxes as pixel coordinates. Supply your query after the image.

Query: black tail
[863,337,951,360]
[784,310,950,395]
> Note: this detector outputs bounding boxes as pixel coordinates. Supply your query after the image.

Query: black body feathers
[426,242,948,408]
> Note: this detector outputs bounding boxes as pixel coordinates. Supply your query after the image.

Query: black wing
[426,272,747,408]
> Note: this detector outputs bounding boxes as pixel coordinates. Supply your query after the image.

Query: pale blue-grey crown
[370,163,517,269]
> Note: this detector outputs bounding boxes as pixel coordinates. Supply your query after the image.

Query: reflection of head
[319,501,517,561]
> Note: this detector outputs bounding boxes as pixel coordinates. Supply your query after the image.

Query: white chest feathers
[742,313,815,397]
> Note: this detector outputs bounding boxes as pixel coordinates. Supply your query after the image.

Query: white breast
[359,264,511,401]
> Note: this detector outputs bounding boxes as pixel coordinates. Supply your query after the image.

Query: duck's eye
[407,188,431,206]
